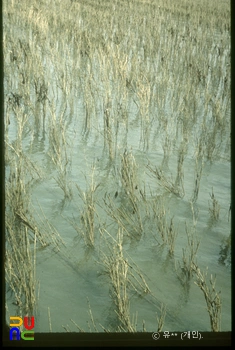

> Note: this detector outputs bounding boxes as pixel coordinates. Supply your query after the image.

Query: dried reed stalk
[175,223,200,285]
[120,150,143,232]
[75,168,100,247]
[156,303,167,332]
[208,188,220,222]
[99,228,152,331]
[48,307,52,332]
[192,264,222,332]
[147,163,183,198]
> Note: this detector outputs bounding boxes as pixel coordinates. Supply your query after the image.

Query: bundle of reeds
[75,167,100,248]
[99,228,152,331]
[175,223,200,285]
[208,188,220,222]
[192,263,222,332]
[120,149,143,233]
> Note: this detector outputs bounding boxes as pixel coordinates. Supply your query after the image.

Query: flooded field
[4,0,231,333]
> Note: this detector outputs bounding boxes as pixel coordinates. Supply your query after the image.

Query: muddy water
[6,123,231,332]
[5,91,231,332]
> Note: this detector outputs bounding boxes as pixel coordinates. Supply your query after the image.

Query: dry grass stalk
[208,187,220,222]
[86,298,98,332]
[5,140,44,180]
[191,136,205,203]
[166,217,178,256]
[54,167,72,200]
[5,151,40,315]
[70,310,110,333]
[192,263,222,332]
[75,168,100,247]
[48,103,69,168]
[190,201,199,227]
[80,192,95,247]
[156,303,167,332]
[62,324,71,332]
[174,140,188,198]
[150,198,177,254]
[48,307,52,332]
[147,163,183,198]
[33,200,66,250]
[103,194,141,239]
[5,220,37,315]
[6,171,30,221]
[103,101,114,160]
[107,230,135,331]
[99,228,151,331]
[120,149,138,198]
[14,210,48,247]
[161,134,171,168]
[191,156,203,203]
[70,319,85,332]
[120,150,143,232]
[175,223,200,285]
[136,79,151,150]
[156,207,168,246]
